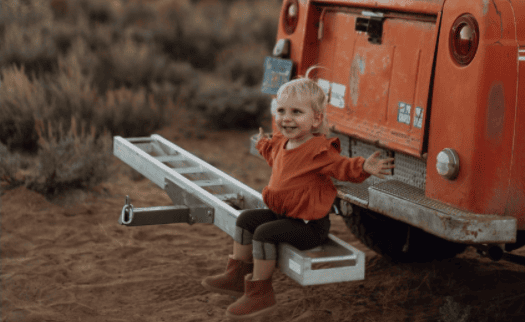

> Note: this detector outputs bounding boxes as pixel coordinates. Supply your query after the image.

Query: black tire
[341,201,467,263]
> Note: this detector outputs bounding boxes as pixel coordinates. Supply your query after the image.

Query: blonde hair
[273,65,330,135]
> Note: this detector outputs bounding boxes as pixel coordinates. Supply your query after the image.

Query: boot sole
[225,303,277,320]
[201,280,244,298]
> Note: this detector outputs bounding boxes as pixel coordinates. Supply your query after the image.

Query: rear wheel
[339,200,467,263]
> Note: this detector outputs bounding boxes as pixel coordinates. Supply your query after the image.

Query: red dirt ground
[2,118,525,322]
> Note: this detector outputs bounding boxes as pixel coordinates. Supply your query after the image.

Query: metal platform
[113,135,365,286]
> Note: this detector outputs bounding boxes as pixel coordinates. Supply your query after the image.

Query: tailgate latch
[355,16,385,44]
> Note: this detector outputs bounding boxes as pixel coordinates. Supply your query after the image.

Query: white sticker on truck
[330,82,346,108]
[414,106,424,128]
[318,78,331,96]
[289,259,301,275]
[397,102,411,125]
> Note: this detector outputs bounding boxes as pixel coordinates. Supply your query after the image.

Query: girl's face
[274,94,322,144]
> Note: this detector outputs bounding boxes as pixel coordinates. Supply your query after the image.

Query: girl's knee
[252,240,278,260]
[234,226,253,245]
[235,210,252,228]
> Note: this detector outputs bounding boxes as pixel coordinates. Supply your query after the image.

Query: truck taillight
[283,0,298,35]
[449,14,479,66]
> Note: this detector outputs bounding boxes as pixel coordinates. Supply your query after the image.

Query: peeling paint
[358,56,366,74]
[483,0,490,15]
[349,54,365,107]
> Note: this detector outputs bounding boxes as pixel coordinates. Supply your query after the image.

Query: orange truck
[260,0,525,263]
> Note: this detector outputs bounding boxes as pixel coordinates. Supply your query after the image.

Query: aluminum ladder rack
[113,134,365,286]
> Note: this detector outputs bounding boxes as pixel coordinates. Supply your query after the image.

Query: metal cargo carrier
[113,135,365,286]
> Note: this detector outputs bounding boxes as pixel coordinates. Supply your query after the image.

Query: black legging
[234,208,331,260]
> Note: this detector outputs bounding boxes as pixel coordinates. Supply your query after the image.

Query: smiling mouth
[282,126,297,131]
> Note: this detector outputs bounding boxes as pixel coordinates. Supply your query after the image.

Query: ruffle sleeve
[255,128,284,167]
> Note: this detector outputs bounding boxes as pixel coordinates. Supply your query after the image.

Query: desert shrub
[149,2,185,56]
[49,0,70,20]
[162,0,229,70]
[0,143,34,190]
[215,42,269,86]
[0,0,54,28]
[41,50,99,131]
[78,0,119,25]
[50,21,78,55]
[0,43,168,154]
[105,35,168,89]
[94,86,167,137]
[227,0,280,52]
[119,0,157,28]
[0,22,58,77]
[192,73,271,129]
[22,117,113,197]
[82,19,117,51]
[0,64,47,153]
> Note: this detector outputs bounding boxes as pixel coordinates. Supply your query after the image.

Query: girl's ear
[313,112,323,128]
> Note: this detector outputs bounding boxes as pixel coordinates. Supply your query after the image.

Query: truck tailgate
[313,5,440,157]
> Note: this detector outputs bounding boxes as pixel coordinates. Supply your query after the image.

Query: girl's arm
[319,147,394,182]
[320,153,372,183]
[255,127,275,166]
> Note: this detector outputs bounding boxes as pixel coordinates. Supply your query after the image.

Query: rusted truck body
[261,0,525,260]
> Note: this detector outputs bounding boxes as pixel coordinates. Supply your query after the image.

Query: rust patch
[486,80,505,143]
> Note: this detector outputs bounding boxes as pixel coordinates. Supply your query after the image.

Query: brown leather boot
[201,255,253,297]
[225,273,277,320]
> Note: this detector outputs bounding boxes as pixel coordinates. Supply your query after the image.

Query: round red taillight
[449,14,479,66]
[282,0,299,35]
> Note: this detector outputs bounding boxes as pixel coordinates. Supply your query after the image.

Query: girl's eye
[293,109,302,114]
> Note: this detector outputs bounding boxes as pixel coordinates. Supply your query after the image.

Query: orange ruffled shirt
[256,130,371,221]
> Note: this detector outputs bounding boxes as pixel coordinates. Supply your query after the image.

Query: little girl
[202,66,395,320]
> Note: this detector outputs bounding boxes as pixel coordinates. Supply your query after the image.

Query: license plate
[261,56,293,95]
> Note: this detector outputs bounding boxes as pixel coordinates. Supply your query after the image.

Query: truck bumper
[336,179,517,244]
[250,134,517,244]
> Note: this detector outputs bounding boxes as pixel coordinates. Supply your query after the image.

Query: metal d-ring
[120,195,134,225]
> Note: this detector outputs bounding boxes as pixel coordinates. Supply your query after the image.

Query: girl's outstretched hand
[363,151,395,179]
[256,127,269,143]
